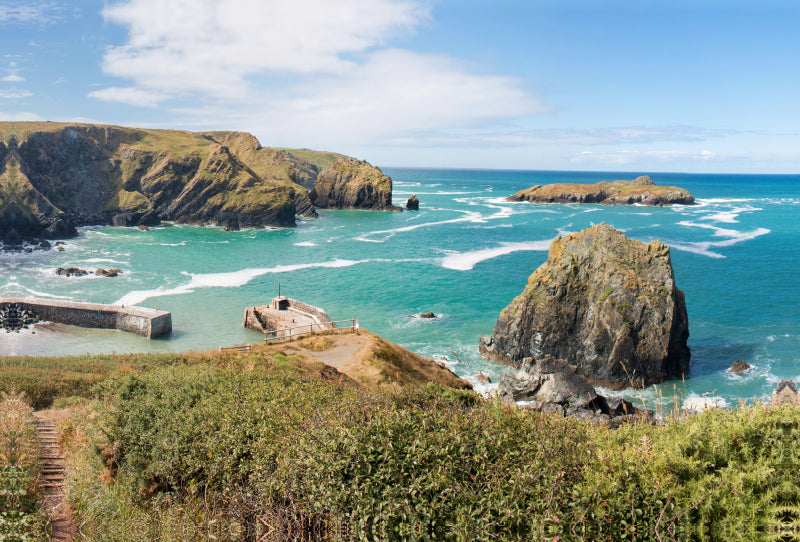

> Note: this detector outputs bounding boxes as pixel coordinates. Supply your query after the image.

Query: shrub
[0,392,47,542]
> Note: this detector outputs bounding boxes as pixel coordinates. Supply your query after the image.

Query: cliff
[508,175,695,206]
[310,156,400,211]
[480,223,690,389]
[0,122,396,243]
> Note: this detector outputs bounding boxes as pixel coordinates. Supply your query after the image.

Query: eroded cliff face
[480,223,690,389]
[310,157,400,211]
[0,123,397,242]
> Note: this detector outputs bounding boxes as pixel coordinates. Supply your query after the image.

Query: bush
[65,360,800,542]
[0,392,47,542]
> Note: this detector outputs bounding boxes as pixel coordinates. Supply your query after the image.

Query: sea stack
[480,223,690,389]
[406,194,420,210]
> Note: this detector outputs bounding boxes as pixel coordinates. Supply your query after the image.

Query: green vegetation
[3,347,799,541]
[273,148,343,170]
[0,392,47,541]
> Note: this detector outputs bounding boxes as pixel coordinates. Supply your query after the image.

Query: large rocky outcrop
[480,223,690,389]
[0,122,397,243]
[310,156,400,211]
[508,175,695,206]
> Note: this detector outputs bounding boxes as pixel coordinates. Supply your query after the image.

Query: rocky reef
[508,175,695,206]
[480,223,690,389]
[0,122,397,243]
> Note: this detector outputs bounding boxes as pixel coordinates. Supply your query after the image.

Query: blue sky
[1,0,798,173]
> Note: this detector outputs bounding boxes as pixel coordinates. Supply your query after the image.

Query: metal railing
[263,319,359,343]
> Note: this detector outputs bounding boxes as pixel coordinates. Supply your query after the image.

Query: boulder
[95,268,122,277]
[480,223,690,389]
[406,194,420,210]
[730,360,750,372]
[498,356,601,407]
[419,312,436,319]
[56,267,89,277]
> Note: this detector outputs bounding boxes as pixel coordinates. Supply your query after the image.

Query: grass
[54,357,800,541]
[0,391,47,541]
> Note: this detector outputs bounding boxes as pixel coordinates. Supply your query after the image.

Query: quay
[0,296,172,338]
[244,296,357,342]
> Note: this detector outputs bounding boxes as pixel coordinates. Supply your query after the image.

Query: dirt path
[33,413,77,542]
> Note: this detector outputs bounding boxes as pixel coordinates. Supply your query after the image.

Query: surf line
[115,258,370,306]
[354,210,484,243]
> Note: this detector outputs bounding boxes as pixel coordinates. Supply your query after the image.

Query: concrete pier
[244,297,336,340]
[0,296,172,338]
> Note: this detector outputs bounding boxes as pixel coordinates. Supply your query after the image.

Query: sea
[1,168,798,409]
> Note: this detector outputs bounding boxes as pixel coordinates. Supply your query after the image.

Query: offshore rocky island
[508,174,695,206]
[0,122,398,247]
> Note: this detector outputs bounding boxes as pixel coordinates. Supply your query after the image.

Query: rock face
[310,156,400,211]
[406,194,419,210]
[480,223,690,389]
[0,123,397,243]
[508,175,695,206]
[497,356,650,426]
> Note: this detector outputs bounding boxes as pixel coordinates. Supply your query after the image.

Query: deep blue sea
[2,168,799,409]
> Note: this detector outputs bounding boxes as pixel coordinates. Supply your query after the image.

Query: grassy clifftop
[0,122,395,242]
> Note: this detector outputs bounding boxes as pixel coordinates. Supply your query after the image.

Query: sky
[1,0,798,173]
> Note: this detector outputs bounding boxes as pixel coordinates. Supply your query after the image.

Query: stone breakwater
[0,297,171,339]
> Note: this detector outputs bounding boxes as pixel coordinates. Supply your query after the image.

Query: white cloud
[93,0,544,147]
[0,2,74,24]
[571,149,719,165]
[98,0,429,101]
[0,111,41,121]
[1,74,24,82]
[0,88,32,98]
[88,86,166,108]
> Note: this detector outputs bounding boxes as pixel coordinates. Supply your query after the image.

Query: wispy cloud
[92,0,545,147]
[0,2,76,25]
[0,88,32,98]
[0,111,41,121]
[570,149,720,165]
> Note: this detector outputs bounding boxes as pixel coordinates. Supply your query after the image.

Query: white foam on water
[392,190,480,195]
[682,394,729,412]
[0,283,74,299]
[471,381,499,399]
[294,242,318,247]
[671,223,770,258]
[115,259,368,306]
[441,240,552,271]
[696,198,756,204]
[467,224,513,230]
[354,210,483,242]
[83,258,128,264]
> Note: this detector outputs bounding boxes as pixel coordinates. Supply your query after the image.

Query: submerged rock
[480,223,690,389]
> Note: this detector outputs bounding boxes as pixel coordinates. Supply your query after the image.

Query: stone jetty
[0,296,171,338]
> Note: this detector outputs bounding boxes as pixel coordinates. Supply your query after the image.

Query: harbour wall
[0,296,172,338]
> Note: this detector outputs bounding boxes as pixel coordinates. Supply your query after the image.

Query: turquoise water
[2,168,799,407]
